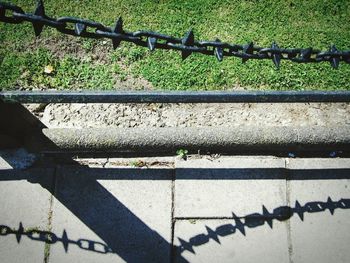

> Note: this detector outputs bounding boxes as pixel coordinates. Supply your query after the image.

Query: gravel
[25,102,350,128]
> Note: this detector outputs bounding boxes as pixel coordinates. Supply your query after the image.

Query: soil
[25,35,154,91]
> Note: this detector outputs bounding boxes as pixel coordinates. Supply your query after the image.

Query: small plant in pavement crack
[176,149,188,160]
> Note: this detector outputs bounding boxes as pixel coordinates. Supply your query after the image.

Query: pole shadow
[0,165,181,263]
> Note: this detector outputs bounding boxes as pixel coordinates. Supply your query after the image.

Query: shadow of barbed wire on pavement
[174,197,350,256]
[0,222,113,254]
[1,197,349,261]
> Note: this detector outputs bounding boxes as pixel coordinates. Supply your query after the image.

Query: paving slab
[174,156,287,217]
[287,158,350,263]
[286,158,350,170]
[0,167,55,263]
[49,165,174,263]
[288,208,350,263]
[173,218,289,263]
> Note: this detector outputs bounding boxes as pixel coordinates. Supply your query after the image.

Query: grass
[0,0,350,90]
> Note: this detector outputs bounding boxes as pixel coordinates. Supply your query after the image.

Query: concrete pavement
[0,153,349,263]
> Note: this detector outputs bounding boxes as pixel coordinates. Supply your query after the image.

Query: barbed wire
[1,0,350,68]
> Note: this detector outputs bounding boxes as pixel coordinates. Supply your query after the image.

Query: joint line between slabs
[170,168,176,263]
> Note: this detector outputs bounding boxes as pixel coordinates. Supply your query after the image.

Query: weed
[130,160,147,167]
[188,219,197,224]
[176,149,188,160]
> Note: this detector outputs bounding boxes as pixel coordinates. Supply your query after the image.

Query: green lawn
[1,0,350,90]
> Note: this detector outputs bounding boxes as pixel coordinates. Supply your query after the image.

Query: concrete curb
[26,126,350,153]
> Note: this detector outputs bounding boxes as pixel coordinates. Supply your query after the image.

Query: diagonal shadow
[0,103,189,262]
[52,166,174,262]
[0,164,187,263]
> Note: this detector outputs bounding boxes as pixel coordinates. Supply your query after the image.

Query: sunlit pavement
[0,154,349,263]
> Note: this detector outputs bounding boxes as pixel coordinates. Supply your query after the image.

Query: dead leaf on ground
[44,65,54,74]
